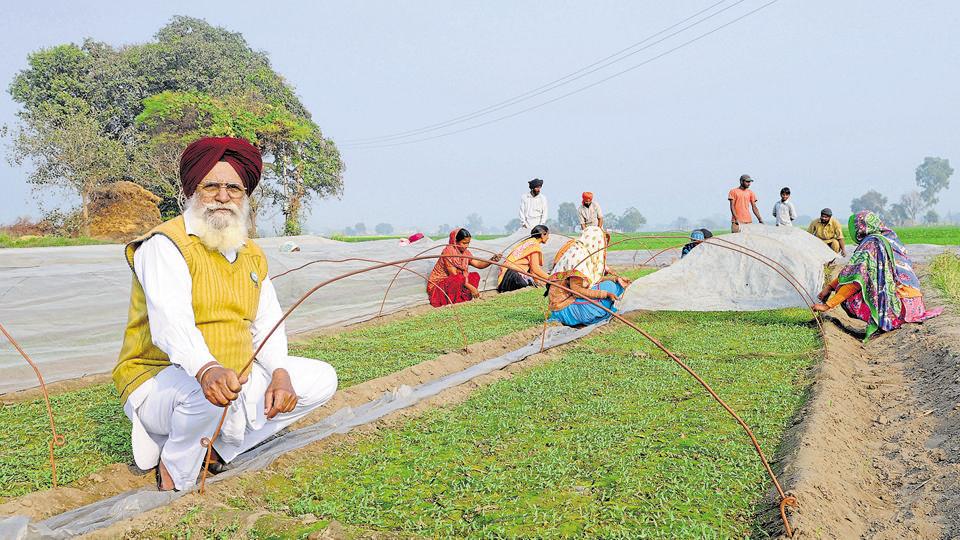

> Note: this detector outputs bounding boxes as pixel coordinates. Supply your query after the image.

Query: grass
[606,225,960,252]
[608,232,710,251]
[0,233,111,248]
[893,225,960,245]
[0,268,653,500]
[929,252,960,306]
[222,309,820,539]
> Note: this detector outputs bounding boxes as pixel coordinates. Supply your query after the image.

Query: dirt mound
[88,181,162,241]
[776,281,959,538]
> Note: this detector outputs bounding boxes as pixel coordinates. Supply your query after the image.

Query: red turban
[582,191,593,203]
[179,137,263,198]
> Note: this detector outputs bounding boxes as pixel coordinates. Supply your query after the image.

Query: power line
[344,0,780,150]
[341,0,735,145]
[344,0,779,149]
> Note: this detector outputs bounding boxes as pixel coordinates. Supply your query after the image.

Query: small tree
[9,112,126,236]
[888,191,925,226]
[466,213,484,233]
[604,213,620,231]
[850,190,888,217]
[915,157,953,207]
[504,218,522,232]
[924,210,940,224]
[672,216,691,230]
[557,202,578,231]
[618,207,647,232]
[354,222,367,235]
[375,222,394,235]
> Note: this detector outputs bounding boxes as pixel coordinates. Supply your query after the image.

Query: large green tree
[8,16,343,235]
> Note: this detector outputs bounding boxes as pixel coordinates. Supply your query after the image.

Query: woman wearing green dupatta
[813,211,943,340]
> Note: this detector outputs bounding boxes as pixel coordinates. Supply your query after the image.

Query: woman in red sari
[427,228,500,307]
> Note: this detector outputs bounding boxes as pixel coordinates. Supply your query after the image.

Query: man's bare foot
[156,460,175,491]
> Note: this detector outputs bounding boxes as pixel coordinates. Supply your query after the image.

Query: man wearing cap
[808,208,847,255]
[113,137,338,492]
[728,174,763,233]
[578,192,603,230]
[519,178,548,229]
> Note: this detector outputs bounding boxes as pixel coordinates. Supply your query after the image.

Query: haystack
[88,181,162,241]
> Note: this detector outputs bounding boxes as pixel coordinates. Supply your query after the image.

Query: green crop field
[0,269,652,500]
[0,233,111,248]
[165,309,819,539]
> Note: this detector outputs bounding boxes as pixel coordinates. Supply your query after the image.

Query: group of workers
[426,223,629,327]
[726,172,942,339]
[113,138,941,495]
[429,176,628,327]
[728,174,848,255]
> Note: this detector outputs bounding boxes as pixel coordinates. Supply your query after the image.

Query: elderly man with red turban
[578,192,603,230]
[112,137,338,491]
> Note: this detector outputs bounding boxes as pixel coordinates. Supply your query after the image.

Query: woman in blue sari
[547,226,630,326]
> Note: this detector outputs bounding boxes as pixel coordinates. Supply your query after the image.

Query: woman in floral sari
[427,228,500,307]
[547,226,631,327]
[497,225,551,293]
[813,211,943,340]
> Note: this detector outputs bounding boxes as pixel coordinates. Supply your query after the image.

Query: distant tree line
[850,157,953,226]
[7,16,343,236]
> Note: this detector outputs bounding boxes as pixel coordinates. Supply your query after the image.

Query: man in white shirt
[519,178,548,228]
[113,137,337,491]
[772,186,798,227]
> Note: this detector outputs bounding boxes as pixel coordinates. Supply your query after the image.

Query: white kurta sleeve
[519,195,529,228]
[133,236,218,377]
[541,195,549,225]
[250,275,287,376]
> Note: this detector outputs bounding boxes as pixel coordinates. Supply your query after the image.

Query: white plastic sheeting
[0,230,673,394]
[0,231,523,392]
[0,323,602,539]
[621,224,840,312]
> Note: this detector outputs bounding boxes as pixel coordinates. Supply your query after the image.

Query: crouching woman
[547,226,630,327]
[813,211,942,340]
[427,228,500,307]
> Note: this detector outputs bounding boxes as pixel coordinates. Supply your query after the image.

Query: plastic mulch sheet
[0,323,602,539]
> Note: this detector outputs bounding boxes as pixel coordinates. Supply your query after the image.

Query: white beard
[184,194,251,253]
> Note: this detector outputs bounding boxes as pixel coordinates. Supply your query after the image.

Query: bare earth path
[780,278,960,538]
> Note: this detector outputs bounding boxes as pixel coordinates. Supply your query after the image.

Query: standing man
[728,174,763,232]
[808,208,847,256]
[578,192,604,230]
[519,178,548,229]
[113,137,338,491]
[772,187,797,227]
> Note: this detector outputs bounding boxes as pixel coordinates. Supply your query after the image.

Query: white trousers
[124,356,337,491]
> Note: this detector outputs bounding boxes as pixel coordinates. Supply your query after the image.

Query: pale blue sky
[1,1,958,233]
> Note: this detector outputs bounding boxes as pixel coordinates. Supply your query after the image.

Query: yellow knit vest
[112,216,268,403]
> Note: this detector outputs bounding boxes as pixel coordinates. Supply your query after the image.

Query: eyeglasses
[199,182,245,198]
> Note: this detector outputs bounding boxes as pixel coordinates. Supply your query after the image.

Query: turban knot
[180,137,263,198]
